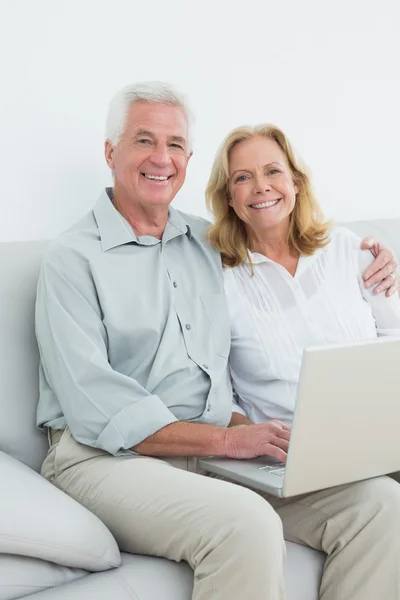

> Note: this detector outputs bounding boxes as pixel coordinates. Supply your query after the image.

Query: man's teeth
[144,174,169,181]
[251,199,280,209]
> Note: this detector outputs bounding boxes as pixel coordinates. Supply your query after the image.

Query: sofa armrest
[0,451,120,571]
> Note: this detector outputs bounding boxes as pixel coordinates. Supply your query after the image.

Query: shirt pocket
[200,292,231,358]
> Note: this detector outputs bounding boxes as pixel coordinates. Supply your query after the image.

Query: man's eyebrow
[131,131,186,145]
[134,129,155,138]
[168,135,187,145]
[230,162,283,178]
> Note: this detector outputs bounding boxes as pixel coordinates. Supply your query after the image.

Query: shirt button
[173,281,178,288]
[185,324,191,330]
[203,364,209,369]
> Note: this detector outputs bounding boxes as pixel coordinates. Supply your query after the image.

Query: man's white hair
[105,81,195,153]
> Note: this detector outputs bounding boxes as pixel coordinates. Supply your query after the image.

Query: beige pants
[42,428,400,600]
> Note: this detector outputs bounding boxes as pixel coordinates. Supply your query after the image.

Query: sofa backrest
[337,218,400,260]
[0,242,48,471]
[0,219,399,472]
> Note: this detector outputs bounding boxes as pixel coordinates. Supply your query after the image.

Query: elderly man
[36,81,399,600]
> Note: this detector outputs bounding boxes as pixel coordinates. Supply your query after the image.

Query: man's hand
[361,237,398,297]
[222,420,291,462]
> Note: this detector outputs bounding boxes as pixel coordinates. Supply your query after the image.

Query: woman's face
[228,136,298,236]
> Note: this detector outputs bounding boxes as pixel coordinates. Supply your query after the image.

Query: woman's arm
[356,243,400,336]
[229,390,254,426]
[228,412,254,427]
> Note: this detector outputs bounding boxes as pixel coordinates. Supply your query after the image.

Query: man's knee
[205,482,284,554]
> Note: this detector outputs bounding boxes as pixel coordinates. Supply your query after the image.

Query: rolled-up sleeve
[35,253,178,455]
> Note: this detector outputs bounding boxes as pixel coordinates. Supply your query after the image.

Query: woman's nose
[254,177,272,194]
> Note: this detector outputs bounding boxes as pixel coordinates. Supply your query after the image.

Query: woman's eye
[267,169,280,175]
[235,175,248,182]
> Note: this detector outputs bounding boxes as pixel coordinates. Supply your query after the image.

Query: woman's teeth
[251,199,280,209]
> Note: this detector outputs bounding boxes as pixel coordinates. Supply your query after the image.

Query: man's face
[105,101,192,209]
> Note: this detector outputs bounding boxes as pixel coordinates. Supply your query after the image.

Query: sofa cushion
[0,241,49,471]
[11,545,324,600]
[8,553,194,600]
[0,451,120,571]
[0,554,87,600]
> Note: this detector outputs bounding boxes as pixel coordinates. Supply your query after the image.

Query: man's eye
[138,139,151,144]
[170,143,184,150]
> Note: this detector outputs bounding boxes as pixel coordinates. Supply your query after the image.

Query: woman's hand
[223,420,291,462]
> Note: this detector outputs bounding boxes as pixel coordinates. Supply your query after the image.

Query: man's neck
[112,187,169,240]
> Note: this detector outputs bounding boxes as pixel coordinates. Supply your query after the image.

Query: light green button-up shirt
[36,189,233,455]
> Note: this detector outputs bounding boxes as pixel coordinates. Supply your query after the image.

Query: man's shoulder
[176,210,212,236]
[42,209,98,271]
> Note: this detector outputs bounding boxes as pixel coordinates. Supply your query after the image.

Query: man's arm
[133,420,290,462]
[36,251,178,456]
[360,237,398,297]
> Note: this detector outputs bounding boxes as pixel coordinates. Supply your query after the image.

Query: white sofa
[0,218,399,600]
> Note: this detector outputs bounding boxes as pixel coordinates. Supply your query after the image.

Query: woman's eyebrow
[230,162,283,177]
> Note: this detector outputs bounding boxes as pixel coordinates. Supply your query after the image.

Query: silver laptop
[199,338,400,498]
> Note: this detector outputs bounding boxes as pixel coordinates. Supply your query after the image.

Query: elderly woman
[206,124,400,600]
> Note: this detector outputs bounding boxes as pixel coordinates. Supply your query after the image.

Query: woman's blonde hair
[206,124,331,268]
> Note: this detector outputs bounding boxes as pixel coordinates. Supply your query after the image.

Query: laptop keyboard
[258,462,286,476]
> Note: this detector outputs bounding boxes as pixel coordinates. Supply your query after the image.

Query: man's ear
[104,140,115,170]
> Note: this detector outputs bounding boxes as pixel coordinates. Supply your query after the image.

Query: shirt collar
[246,247,326,266]
[93,188,191,252]
[246,250,270,265]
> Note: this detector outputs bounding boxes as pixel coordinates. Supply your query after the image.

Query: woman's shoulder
[223,263,242,283]
[223,262,253,290]
[326,225,362,253]
[324,226,373,274]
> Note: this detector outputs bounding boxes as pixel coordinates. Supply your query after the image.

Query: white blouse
[225,227,400,426]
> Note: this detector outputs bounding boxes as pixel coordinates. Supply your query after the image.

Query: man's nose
[150,144,171,166]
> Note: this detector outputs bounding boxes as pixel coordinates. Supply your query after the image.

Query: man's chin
[142,194,175,208]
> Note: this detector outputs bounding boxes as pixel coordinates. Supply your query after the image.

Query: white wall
[1,0,400,242]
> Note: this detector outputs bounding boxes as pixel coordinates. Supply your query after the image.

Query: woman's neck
[248,225,299,276]
[248,223,290,259]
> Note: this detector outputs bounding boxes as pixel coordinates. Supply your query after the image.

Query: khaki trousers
[42,428,400,600]
[42,428,285,600]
